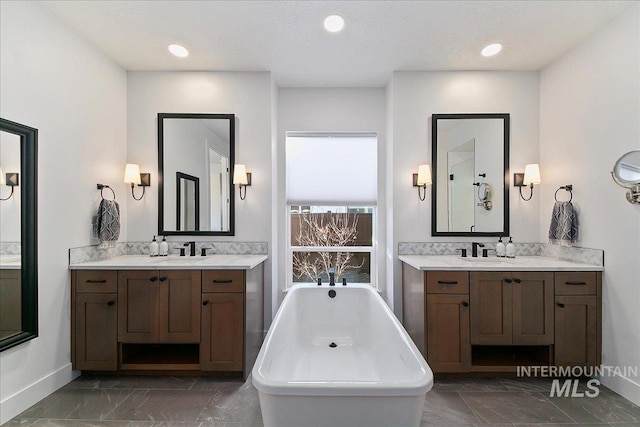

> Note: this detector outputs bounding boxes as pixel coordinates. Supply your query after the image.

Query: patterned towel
[548,201,578,246]
[97,199,120,248]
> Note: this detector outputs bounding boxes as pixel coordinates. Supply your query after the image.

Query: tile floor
[6,375,640,426]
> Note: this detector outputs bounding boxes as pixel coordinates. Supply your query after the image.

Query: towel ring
[97,184,116,200]
[554,184,573,202]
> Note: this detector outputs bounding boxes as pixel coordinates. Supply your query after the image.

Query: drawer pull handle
[437,280,458,285]
[557,303,565,308]
[150,277,158,282]
[565,281,587,286]
[85,279,107,284]
[213,279,233,284]
[107,301,115,306]
[514,278,522,283]
[202,300,209,306]
[504,278,512,283]
[462,301,469,307]
[159,276,167,282]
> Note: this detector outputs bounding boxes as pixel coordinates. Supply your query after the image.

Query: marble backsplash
[398,242,604,266]
[0,242,21,255]
[69,241,268,264]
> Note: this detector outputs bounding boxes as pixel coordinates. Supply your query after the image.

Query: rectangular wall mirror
[431,113,509,236]
[158,113,235,236]
[0,118,38,352]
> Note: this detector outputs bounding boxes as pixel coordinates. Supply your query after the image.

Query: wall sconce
[233,164,252,200]
[514,163,541,201]
[123,163,150,201]
[412,164,432,201]
[0,167,19,201]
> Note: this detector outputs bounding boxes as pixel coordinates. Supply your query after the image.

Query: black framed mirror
[158,113,235,236]
[0,118,38,351]
[431,113,509,237]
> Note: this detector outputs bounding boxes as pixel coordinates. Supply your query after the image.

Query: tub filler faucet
[329,266,336,286]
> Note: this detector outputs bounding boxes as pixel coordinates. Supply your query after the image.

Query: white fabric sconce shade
[233,164,248,185]
[417,164,432,185]
[124,163,142,185]
[523,163,541,185]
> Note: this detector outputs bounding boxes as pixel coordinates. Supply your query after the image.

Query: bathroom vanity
[400,255,602,373]
[69,255,266,378]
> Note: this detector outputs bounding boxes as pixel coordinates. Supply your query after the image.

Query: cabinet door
[426,294,470,372]
[470,272,512,344]
[512,272,554,345]
[200,293,244,371]
[555,295,597,366]
[75,293,117,370]
[118,270,159,342]
[158,270,201,343]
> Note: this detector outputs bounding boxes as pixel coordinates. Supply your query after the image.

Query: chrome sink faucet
[329,266,336,286]
[471,242,485,258]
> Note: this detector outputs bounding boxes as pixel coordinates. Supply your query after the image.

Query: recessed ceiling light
[168,44,189,58]
[324,15,345,33]
[481,43,502,57]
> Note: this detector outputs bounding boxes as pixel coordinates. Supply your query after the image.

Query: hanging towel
[97,199,120,248]
[548,201,578,246]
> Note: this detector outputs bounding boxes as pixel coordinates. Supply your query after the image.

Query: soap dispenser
[150,235,159,257]
[496,236,506,257]
[159,236,168,256]
[505,237,516,258]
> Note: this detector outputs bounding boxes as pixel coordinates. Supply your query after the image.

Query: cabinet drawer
[427,271,469,294]
[202,270,244,293]
[75,270,117,293]
[555,272,597,295]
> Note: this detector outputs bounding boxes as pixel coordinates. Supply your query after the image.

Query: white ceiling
[41,0,631,87]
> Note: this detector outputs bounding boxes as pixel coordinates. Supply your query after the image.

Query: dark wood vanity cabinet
[72,264,263,378]
[402,263,601,373]
[426,271,471,372]
[118,270,201,343]
[470,271,554,345]
[72,270,118,370]
[554,272,601,367]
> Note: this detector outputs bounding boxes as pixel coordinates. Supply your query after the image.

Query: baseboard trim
[0,363,79,424]
[600,371,640,406]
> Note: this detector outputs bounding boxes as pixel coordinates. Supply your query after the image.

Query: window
[286,133,377,288]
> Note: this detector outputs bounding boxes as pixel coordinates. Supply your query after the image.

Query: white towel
[548,201,578,246]
[97,199,120,248]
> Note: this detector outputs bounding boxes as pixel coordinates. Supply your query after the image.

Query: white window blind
[286,133,377,205]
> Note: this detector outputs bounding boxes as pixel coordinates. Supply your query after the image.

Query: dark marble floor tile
[197,380,262,423]
[63,375,122,390]
[433,377,509,392]
[420,390,482,426]
[190,377,246,391]
[109,376,197,390]
[104,389,211,422]
[14,389,133,421]
[9,422,208,427]
[546,388,640,423]
[460,390,575,424]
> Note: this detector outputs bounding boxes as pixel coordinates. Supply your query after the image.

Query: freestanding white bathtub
[252,283,433,427]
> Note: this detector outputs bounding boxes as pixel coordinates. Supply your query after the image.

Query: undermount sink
[151,255,204,263]
[461,257,513,263]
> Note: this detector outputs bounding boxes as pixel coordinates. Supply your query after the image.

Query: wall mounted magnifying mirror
[0,118,38,352]
[611,149,640,205]
[158,113,235,236]
[432,113,509,236]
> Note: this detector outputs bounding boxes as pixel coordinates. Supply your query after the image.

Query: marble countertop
[0,255,21,270]
[69,254,268,270]
[399,255,603,271]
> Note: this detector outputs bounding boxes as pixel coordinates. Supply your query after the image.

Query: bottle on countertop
[505,237,516,258]
[159,236,168,256]
[150,235,159,257]
[496,236,506,257]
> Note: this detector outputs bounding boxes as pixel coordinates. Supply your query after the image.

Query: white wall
[277,88,387,304]
[0,2,127,423]
[391,71,540,314]
[126,71,274,324]
[540,4,640,405]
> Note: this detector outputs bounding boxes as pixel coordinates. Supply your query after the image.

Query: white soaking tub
[252,283,433,427]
